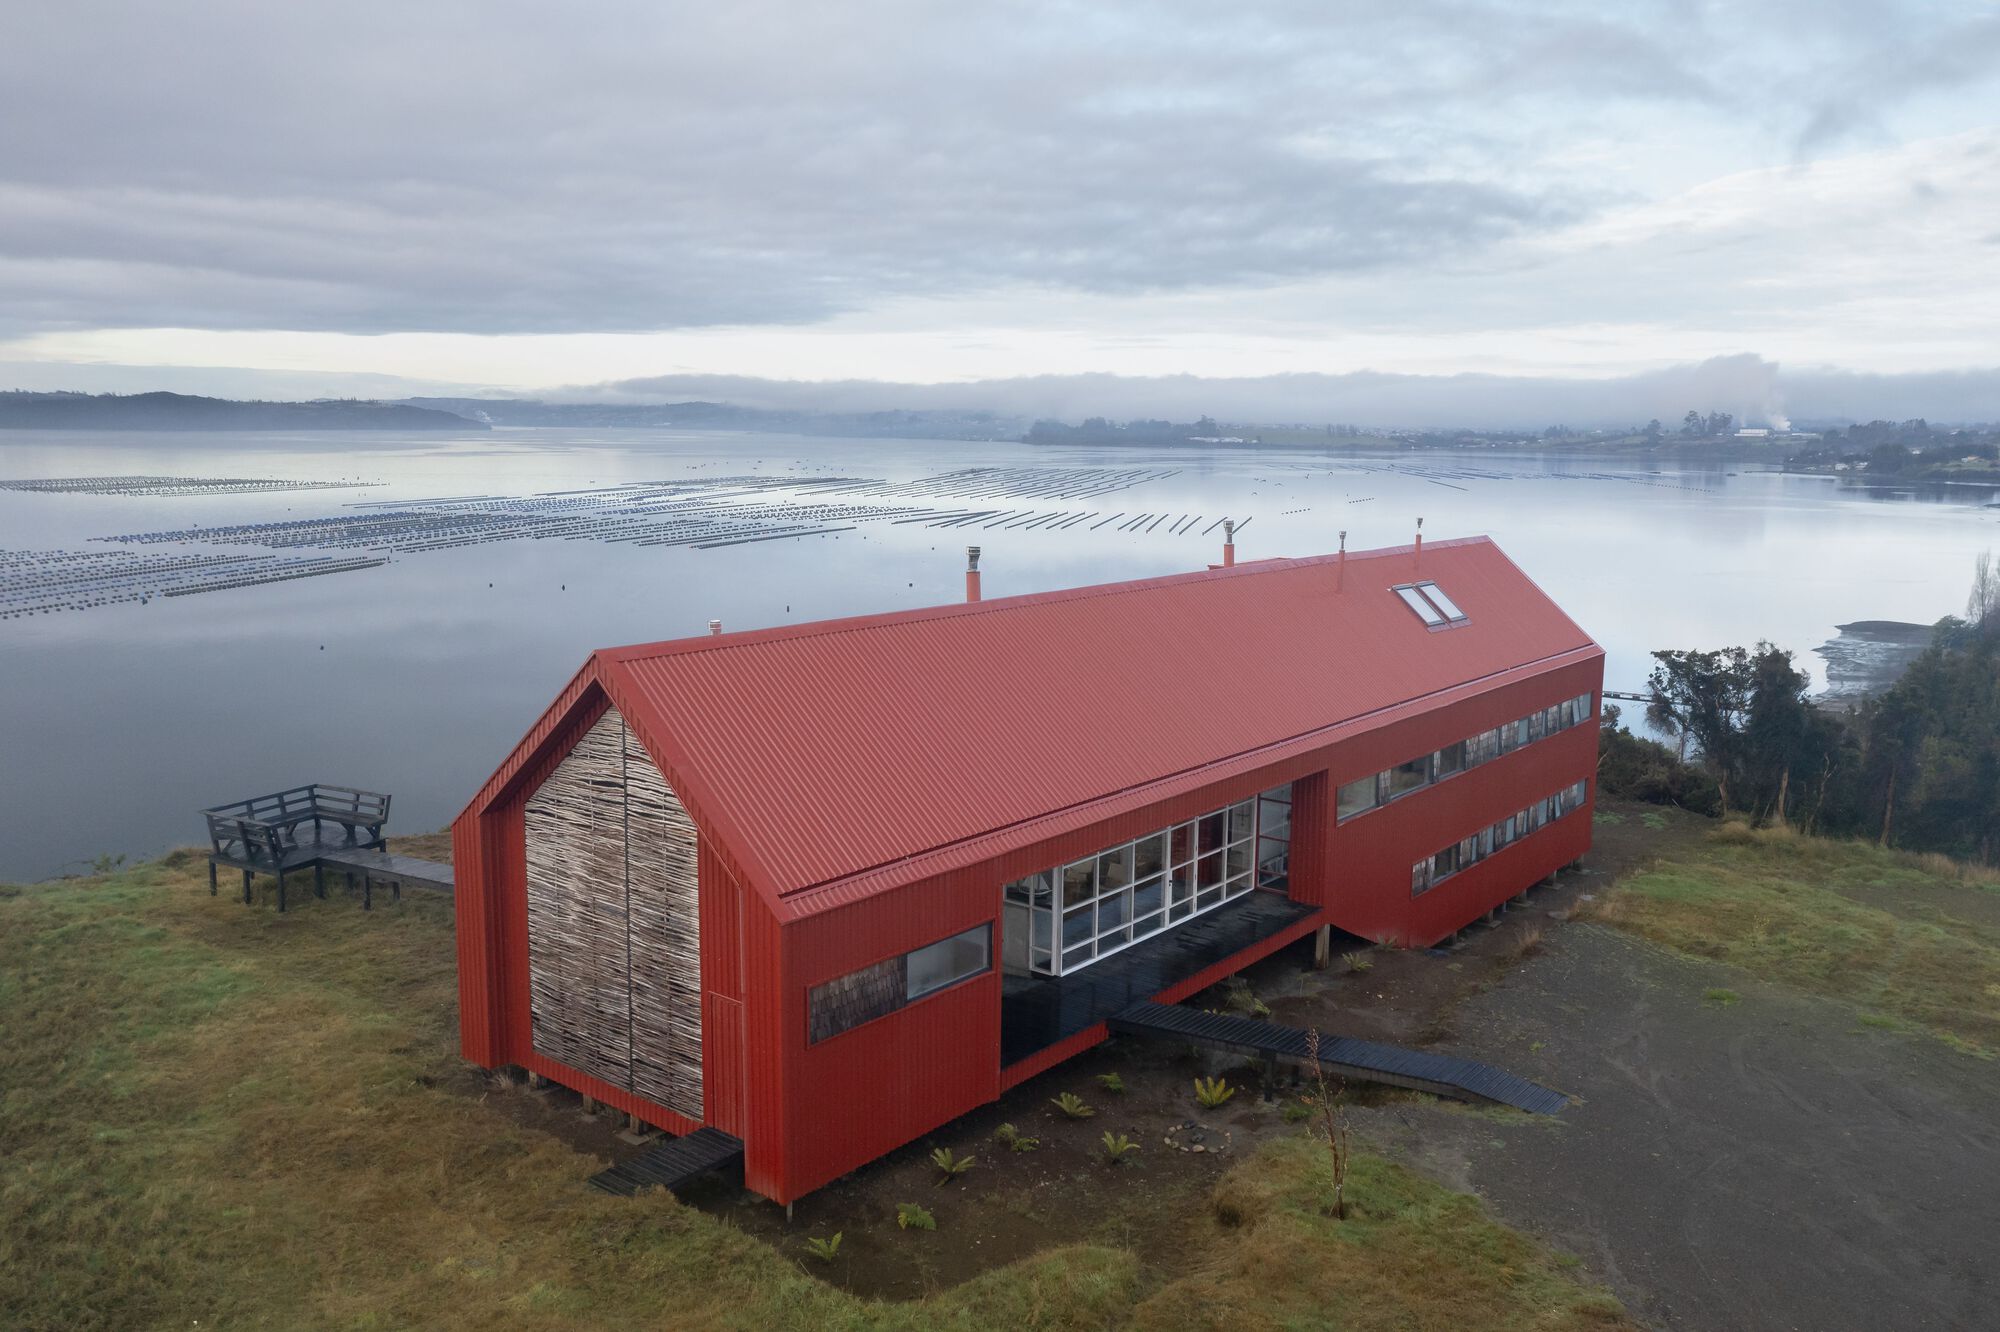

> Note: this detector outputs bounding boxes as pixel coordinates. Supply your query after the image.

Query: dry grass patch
[1134,1140,1635,1332]
[1585,825,2000,1055]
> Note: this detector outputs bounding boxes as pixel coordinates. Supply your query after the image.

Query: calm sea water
[2,426,1994,881]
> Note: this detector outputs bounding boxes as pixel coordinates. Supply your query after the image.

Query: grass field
[1,853,1634,1332]
[1584,821,2000,1056]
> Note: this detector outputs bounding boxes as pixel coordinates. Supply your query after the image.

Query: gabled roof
[466,536,1599,919]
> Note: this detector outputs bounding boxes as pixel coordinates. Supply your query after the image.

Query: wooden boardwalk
[1109,1000,1568,1114]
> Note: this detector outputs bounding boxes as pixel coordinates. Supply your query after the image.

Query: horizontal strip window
[1411,780,1588,897]
[1338,691,1595,823]
[808,923,992,1044]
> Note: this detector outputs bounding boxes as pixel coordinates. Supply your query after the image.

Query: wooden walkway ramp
[315,846,454,892]
[1108,1000,1568,1115]
[588,1128,744,1197]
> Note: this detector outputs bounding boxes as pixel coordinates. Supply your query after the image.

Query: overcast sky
[3,1,1997,419]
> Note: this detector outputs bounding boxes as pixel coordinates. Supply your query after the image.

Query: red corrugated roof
[550,535,1599,913]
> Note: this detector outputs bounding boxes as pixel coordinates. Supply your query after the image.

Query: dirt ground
[1369,924,2000,1331]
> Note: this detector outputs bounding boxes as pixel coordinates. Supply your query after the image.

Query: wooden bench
[202,785,392,911]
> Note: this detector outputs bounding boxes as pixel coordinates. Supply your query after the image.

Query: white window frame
[1006,787,1289,978]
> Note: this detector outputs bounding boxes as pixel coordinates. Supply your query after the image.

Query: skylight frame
[1392,580,1470,630]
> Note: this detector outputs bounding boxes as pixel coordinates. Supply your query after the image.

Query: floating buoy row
[0,474,378,497]
[0,546,388,618]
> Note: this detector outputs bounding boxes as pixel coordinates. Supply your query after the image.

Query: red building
[453,535,1602,1204]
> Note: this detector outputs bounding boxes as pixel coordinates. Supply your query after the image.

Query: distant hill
[0,391,486,431]
[398,397,1022,440]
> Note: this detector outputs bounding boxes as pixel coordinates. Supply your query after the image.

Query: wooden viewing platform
[202,784,454,911]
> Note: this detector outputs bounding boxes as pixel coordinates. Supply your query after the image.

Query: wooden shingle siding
[524,708,702,1119]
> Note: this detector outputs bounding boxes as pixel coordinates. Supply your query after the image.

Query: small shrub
[1050,1091,1095,1119]
[1507,922,1546,961]
[1193,1076,1236,1109]
[896,1203,936,1231]
[1095,1071,1125,1094]
[1100,1131,1140,1164]
[803,1232,842,1262]
[929,1146,975,1183]
[1341,950,1374,973]
[1281,1099,1313,1124]
[1702,987,1741,1007]
[993,1122,1039,1152]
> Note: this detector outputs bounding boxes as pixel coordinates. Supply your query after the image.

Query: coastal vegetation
[1601,553,2000,863]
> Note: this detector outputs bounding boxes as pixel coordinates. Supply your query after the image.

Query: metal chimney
[965,546,982,603]
[708,619,722,636]
[1222,519,1236,568]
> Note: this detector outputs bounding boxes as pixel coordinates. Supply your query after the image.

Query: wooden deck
[201,784,452,911]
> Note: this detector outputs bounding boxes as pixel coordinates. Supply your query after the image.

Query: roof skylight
[1395,585,1446,626]
[1394,580,1468,629]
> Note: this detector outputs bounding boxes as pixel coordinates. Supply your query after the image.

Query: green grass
[1585,824,2000,1054]
[1,854,1636,1331]
[1702,988,1741,1007]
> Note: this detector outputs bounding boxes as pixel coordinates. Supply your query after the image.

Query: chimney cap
[707,618,722,635]
[967,545,981,569]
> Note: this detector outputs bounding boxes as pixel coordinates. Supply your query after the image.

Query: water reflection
[1,427,1993,879]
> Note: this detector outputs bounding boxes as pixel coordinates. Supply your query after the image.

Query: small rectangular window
[1469,729,1501,765]
[1411,861,1433,896]
[1435,740,1466,778]
[1396,585,1447,626]
[907,924,991,1000]
[1387,757,1429,799]
[1337,775,1379,820]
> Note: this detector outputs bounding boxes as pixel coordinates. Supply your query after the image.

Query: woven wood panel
[624,723,703,1119]
[523,707,702,1115]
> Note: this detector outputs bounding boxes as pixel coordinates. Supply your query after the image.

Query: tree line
[1600,552,2000,861]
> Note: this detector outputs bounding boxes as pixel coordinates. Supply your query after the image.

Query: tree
[1647,648,1754,808]
[1644,419,1663,443]
[1683,410,1702,436]
[1968,549,1998,629]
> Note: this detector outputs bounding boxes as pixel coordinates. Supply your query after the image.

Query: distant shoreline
[0,391,485,432]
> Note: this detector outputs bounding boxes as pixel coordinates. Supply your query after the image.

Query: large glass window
[1003,789,1281,977]
[1257,784,1293,889]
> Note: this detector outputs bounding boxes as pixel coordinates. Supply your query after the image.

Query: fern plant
[803,1232,843,1262]
[1193,1076,1236,1109]
[1100,1131,1140,1164]
[896,1202,936,1231]
[1050,1091,1096,1119]
[929,1146,975,1183]
[1095,1072,1125,1094]
[994,1122,1039,1152]
[1342,950,1374,973]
